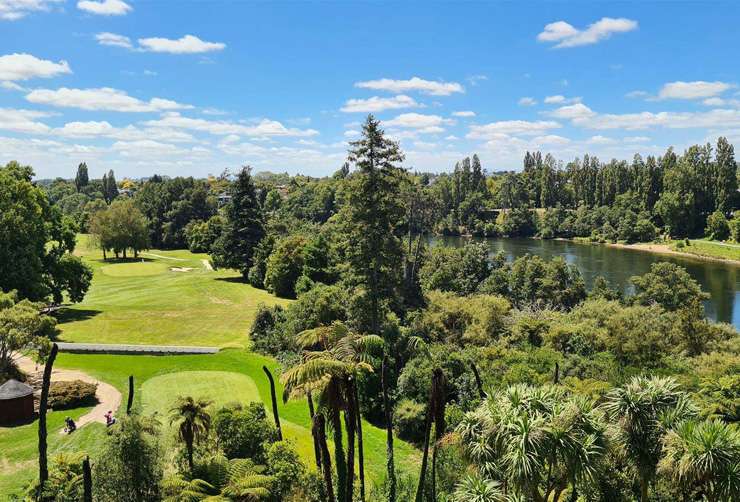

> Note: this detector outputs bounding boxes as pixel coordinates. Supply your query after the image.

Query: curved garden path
[16,356,121,430]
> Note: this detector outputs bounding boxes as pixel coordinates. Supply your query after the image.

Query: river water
[431,236,740,329]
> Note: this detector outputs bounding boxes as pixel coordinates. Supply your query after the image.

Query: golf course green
[0,237,419,496]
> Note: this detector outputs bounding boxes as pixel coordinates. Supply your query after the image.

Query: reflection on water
[431,236,740,329]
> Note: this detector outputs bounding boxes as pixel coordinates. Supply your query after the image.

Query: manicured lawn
[58,235,291,348]
[0,350,419,496]
[672,239,740,262]
[0,238,420,496]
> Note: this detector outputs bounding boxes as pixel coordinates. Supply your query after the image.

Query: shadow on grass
[215,276,248,284]
[54,308,102,324]
[95,257,155,264]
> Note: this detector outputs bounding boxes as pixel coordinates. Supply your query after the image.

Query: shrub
[48,380,97,409]
[393,399,426,444]
[705,210,730,241]
[264,235,307,298]
[213,402,276,462]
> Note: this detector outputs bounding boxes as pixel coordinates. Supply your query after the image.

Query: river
[431,236,740,329]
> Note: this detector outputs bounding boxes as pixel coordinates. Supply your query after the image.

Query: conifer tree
[211,166,265,278]
[75,162,89,192]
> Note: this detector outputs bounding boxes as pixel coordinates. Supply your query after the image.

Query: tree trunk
[312,413,336,502]
[415,406,433,502]
[102,248,106,260]
[431,436,439,501]
[640,479,649,502]
[123,248,127,259]
[187,442,194,474]
[553,362,560,384]
[382,354,396,502]
[38,343,58,497]
[126,375,134,414]
[82,456,92,502]
[262,366,283,440]
[332,405,347,502]
[344,383,356,502]
[470,361,486,399]
[354,384,366,501]
[307,392,321,469]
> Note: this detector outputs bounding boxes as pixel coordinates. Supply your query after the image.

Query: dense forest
[2,115,740,501]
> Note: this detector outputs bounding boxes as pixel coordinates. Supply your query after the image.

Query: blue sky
[2,1,740,179]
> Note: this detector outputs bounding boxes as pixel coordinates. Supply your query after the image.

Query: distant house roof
[0,379,33,400]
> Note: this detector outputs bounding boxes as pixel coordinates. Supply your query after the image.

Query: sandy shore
[599,241,740,265]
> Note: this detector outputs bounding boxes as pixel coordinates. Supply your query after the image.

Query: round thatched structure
[0,379,35,425]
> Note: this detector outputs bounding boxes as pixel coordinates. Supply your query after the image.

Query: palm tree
[604,376,696,501]
[282,321,382,502]
[415,367,447,502]
[659,419,740,502]
[455,384,608,502]
[452,475,507,502]
[169,396,213,474]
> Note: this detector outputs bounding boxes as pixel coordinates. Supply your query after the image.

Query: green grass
[58,235,291,348]
[0,237,420,496]
[671,239,740,261]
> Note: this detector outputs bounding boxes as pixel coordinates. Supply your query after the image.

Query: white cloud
[25,87,193,112]
[55,121,196,142]
[0,108,51,134]
[587,135,616,145]
[468,120,561,139]
[444,135,458,141]
[144,113,319,137]
[452,111,476,117]
[534,134,571,145]
[383,113,453,132]
[355,76,464,96]
[95,32,132,49]
[0,0,61,20]
[538,17,638,48]
[624,136,650,143]
[626,90,649,99]
[466,75,488,86]
[564,107,740,131]
[77,0,131,15]
[544,95,582,105]
[340,95,419,113]
[658,81,734,100]
[547,103,596,120]
[518,97,537,106]
[0,53,71,81]
[138,35,226,54]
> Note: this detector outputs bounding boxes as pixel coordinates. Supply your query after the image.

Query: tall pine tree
[343,115,405,501]
[75,162,89,192]
[715,136,738,213]
[211,166,265,278]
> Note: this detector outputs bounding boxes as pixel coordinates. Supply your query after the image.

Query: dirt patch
[170,267,194,272]
[16,357,122,431]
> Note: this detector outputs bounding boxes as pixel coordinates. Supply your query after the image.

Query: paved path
[17,356,121,431]
[56,342,219,355]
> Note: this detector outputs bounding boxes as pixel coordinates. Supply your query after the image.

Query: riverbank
[583,239,740,265]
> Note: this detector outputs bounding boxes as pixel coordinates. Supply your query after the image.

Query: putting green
[101,261,169,277]
[141,371,261,421]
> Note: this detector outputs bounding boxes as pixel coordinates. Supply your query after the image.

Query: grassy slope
[671,239,740,261]
[0,238,418,496]
[58,235,291,348]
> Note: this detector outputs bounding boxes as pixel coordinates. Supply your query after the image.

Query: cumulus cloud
[537,17,638,48]
[544,95,582,105]
[55,121,196,142]
[658,81,734,100]
[467,120,561,139]
[77,0,131,15]
[0,0,61,20]
[533,134,571,145]
[0,107,52,134]
[518,97,537,106]
[340,95,419,113]
[95,32,132,49]
[25,87,193,112]
[355,76,464,96]
[0,53,71,81]
[383,113,454,133]
[547,103,596,120]
[143,113,319,137]
[137,34,226,54]
[452,111,476,117]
